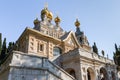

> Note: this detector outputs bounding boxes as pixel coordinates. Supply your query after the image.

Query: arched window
[87,70,91,80]
[53,47,61,57]
[87,67,95,80]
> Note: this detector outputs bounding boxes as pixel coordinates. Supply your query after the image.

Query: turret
[75,19,82,36]
[74,19,89,45]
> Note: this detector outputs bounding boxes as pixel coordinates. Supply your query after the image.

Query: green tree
[113,44,120,66]
[1,38,7,59]
[0,33,2,54]
[115,43,118,52]
[7,42,14,53]
[92,42,98,54]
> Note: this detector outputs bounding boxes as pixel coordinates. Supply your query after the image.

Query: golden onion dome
[75,19,80,27]
[54,16,61,23]
[33,18,40,24]
[47,11,53,20]
[41,8,49,15]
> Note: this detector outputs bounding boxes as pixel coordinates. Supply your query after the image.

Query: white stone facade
[54,48,118,80]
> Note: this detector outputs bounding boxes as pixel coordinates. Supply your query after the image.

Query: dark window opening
[40,44,44,51]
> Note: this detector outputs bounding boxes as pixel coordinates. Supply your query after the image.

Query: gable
[62,31,80,48]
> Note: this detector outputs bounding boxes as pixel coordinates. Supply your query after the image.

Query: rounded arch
[100,67,108,80]
[54,46,63,51]
[87,67,96,80]
[111,71,116,80]
[53,47,62,57]
[65,68,76,78]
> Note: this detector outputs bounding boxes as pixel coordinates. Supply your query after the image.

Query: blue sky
[0,0,120,59]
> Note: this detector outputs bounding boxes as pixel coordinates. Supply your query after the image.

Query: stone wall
[8,67,61,80]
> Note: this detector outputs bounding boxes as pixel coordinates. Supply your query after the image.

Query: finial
[75,19,80,27]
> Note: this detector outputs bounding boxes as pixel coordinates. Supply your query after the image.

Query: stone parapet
[79,48,114,64]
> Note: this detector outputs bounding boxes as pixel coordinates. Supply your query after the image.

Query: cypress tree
[113,43,120,66]
[1,38,7,59]
[92,42,98,54]
[115,43,118,52]
[7,42,14,53]
[0,33,2,62]
[0,33,2,54]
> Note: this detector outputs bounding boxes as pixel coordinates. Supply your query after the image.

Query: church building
[0,6,119,80]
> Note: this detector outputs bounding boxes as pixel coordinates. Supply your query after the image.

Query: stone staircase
[2,51,76,80]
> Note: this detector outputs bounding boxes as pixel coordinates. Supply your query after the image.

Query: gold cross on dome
[44,2,48,8]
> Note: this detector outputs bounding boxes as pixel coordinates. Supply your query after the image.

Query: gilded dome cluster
[35,6,81,28]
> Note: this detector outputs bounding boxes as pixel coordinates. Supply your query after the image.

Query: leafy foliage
[92,42,98,54]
